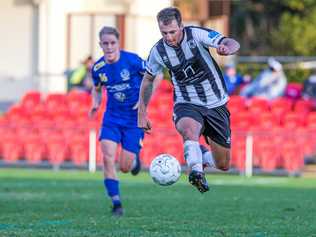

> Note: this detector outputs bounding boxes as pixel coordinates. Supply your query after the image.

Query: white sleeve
[192,27,225,49]
[145,47,165,76]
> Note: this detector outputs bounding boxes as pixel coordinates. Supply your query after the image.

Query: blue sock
[104,179,121,207]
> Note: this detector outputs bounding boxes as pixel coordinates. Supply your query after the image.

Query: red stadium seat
[256,112,279,128]
[293,99,313,114]
[227,95,247,114]
[1,134,23,163]
[295,127,316,158]
[270,98,293,120]
[280,139,304,173]
[231,111,254,130]
[282,112,306,128]
[24,134,46,164]
[44,93,68,116]
[69,135,89,166]
[257,139,279,172]
[6,105,27,119]
[248,97,270,113]
[45,132,69,165]
[231,134,246,171]
[306,112,316,128]
[21,91,41,111]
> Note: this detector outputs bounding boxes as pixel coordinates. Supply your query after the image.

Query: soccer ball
[149,154,181,186]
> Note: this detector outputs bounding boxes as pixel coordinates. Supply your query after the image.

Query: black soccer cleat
[131,155,141,176]
[188,170,209,193]
[111,204,123,217]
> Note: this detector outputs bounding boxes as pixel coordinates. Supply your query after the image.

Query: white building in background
[0,0,171,101]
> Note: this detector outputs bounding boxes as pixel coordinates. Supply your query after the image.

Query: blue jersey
[92,50,145,127]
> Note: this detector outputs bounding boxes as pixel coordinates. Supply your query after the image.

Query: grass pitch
[0,168,316,237]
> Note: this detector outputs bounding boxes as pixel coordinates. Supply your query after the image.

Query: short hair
[157,7,182,26]
[99,26,119,40]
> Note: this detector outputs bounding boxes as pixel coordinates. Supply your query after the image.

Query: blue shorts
[99,123,144,154]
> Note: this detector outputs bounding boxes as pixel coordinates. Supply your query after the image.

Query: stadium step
[302,164,316,178]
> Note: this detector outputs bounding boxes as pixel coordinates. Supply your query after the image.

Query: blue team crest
[99,73,108,82]
[208,30,220,39]
[120,69,130,81]
[114,92,126,102]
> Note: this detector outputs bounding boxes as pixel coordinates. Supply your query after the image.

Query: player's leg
[99,124,123,216]
[119,127,144,175]
[174,103,209,193]
[200,144,216,169]
[200,139,230,171]
[206,138,230,171]
[176,117,203,171]
[203,104,231,171]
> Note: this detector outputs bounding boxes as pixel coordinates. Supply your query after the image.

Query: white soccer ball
[149,154,181,186]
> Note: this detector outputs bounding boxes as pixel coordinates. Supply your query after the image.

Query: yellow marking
[93,61,106,71]
[99,73,108,82]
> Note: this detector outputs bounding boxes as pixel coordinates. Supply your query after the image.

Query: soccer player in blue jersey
[90,26,162,216]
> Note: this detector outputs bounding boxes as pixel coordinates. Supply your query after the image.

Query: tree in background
[231,0,316,56]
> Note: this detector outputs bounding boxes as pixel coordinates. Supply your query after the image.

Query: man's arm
[89,85,102,117]
[217,38,240,56]
[138,72,155,132]
[133,73,163,110]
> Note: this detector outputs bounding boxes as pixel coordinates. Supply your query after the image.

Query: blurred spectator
[284,82,302,101]
[67,56,94,92]
[223,63,244,95]
[240,57,287,100]
[302,70,316,100]
[302,70,316,109]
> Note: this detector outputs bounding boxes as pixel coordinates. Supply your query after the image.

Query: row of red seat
[0,128,89,165]
[231,111,316,129]
[0,124,312,173]
[1,83,316,173]
[228,95,315,114]
[231,128,316,172]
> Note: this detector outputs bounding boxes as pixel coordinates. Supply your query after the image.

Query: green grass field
[0,168,316,237]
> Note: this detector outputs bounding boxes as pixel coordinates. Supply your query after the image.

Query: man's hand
[132,101,139,110]
[217,38,240,56]
[137,72,155,134]
[89,106,99,118]
[138,110,152,134]
[217,44,230,56]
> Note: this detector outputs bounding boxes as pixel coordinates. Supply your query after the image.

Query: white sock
[200,145,216,168]
[202,150,216,168]
[184,140,203,172]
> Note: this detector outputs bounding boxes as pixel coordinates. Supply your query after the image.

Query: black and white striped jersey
[146,26,228,109]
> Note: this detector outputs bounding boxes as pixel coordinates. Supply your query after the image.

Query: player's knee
[179,128,199,141]
[119,166,130,173]
[217,164,230,171]
[216,160,230,171]
[102,155,115,167]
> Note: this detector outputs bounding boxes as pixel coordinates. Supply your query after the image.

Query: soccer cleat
[111,204,123,217]
[131,155,141,176]
[188,170,209,193]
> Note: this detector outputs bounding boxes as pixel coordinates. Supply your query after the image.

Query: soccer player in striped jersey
[90,26,162,216]
[138,7,240,193]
